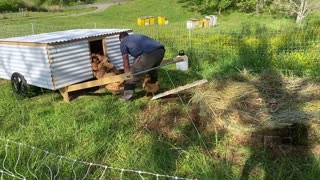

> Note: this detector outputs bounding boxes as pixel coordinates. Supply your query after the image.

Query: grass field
[0,0,320,179]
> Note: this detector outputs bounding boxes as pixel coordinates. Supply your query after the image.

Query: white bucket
[176,55,189,71]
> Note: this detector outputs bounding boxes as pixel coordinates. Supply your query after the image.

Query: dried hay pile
[191,81,268,137]
[137,102,192,144]
[137,69,320,156]
[191,71,320,148]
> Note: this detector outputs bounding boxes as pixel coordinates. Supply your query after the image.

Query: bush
[0,0,25,11]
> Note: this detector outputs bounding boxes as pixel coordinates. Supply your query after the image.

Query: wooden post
[59,87,70,102]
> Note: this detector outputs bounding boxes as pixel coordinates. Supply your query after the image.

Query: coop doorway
[89,39,105,56]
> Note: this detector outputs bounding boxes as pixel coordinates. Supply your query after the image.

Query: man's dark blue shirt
[120,34,164,58]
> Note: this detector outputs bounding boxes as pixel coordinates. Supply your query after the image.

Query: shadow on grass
[189,23,320,178]
[239,68,320,179]
[221,24,320,178]
[241,122,319,179]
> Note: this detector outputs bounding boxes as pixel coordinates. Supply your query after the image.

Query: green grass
[96,0,114,2]
[0,76,213,179]
[214,12,297,32]
[0,8,96,25]
[0,0,200,26]
[0,0,320,179]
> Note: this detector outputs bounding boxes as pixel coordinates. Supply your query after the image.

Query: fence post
[31,23,34,34]
[94,22,97,29]
[188,28,192,50]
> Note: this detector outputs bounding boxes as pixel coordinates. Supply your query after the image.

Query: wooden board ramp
[58,56,186,102]
[151,79,208,100]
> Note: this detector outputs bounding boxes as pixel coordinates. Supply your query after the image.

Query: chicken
[91,53,122,79]
[105,81,124,95]
[142,77,160,96]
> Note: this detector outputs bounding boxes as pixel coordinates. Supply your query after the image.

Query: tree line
[0,0,95,11]
[181,0,319,23]
[0,0,319,23]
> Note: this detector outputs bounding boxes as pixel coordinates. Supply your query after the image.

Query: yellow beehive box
[158,16,168,25]
[137,17,146,26]
[149,16,155,25]
[138,16,155,26]
[158,16,165,25]
[144,17,150,26]
[200,18,210,28]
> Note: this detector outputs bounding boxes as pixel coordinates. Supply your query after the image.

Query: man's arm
[122,54,130,73]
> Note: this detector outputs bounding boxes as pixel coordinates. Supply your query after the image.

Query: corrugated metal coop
[0,29,133,101]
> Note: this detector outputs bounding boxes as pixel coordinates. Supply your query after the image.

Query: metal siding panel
[106,34,134,70]
[0,45,47,54]
[48,43,89,55]
[54,72,94,89]
[53,68,92,81]
[49,40,94,89]
[0,58,51,68]
[50,52,91,67]
[0,44,54,90]
[0,29,132,44]
[52,61,90,72]
[28,79,55,89]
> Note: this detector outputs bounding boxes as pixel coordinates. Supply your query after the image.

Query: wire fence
[0,137,196,180]
[1,22,320,77]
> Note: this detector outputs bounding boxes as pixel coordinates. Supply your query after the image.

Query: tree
[217,0,233,14]
[288,0,320,23]
[178,0,236,14]
[0,0,25,11]
[236,0,256,13]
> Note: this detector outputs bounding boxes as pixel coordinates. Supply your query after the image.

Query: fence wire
[0,22,319,77]
[0,138,196,180]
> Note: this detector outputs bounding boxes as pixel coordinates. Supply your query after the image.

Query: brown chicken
[91,53,122,79]
[142,77,160,96]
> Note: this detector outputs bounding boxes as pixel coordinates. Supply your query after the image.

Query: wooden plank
[102,38,107,56]
[67,73,132,92]
[151,79,208,100]
[0,41,47,47]
[160,56,186,65]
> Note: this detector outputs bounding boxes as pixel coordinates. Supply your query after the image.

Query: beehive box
[205,15,218,26]
[158,16,168,25]
[137,16,155,26]
[0,29,133,91]
[187,18,200,29]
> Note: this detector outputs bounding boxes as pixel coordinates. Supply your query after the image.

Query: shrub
[0,0,25,11]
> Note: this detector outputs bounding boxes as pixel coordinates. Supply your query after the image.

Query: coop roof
[0,29,132,45]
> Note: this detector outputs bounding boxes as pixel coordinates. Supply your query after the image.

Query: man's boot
[119,84,135,102]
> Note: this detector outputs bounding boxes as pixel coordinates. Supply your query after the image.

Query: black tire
[11,72,28,97]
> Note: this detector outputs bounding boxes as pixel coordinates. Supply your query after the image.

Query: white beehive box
[205,15,218,26]
[0,29,133,90]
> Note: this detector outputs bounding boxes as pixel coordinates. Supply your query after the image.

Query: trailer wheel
[11,72,28,97]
